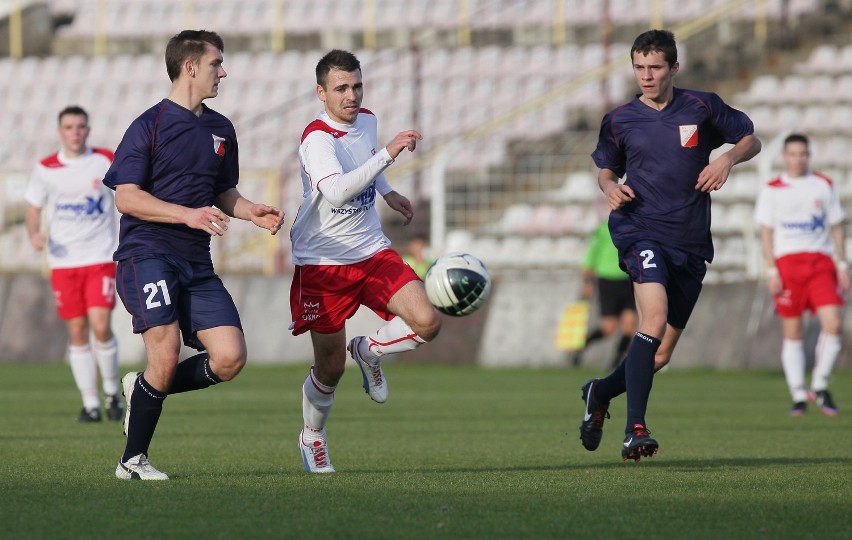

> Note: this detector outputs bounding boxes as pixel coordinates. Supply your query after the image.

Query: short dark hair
[57,105,88,125]
[784,133,809,148]
[631,29,678,67]
[165,30,225,82]
[316,49,361,88]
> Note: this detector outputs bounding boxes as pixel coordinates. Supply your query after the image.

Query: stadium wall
[0,272,848,370]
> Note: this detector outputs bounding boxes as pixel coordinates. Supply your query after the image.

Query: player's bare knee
[211,353,246,381]
[654,355,671,371]
[642,313,668,337]
[91,327,112,343]
[413,310,441,342]
[313,361,345,386]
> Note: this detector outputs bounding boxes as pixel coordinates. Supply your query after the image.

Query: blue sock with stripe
[624,332,661,433]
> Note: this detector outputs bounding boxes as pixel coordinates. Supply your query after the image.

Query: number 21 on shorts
[143,279,172,309]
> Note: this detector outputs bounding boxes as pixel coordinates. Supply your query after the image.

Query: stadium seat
[793,44,838,75]
[736,74,780,106]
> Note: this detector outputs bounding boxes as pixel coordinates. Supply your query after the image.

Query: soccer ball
[423,252,492,316]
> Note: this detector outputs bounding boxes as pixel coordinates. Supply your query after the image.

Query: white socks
[68,344,100,410]
[781,333,842,400]
[360,317,426,363]
[93,336,120,396]
[812,332,841,392]
[302,368,335,441]
[781,339,807,403]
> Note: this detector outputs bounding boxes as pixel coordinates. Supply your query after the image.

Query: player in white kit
[290,49,441,473]
[25,106,122,423]
[755,133,848,416]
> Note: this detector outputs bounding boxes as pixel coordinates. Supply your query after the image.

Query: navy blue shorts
[619,241,706,329]
[116,254,242,351]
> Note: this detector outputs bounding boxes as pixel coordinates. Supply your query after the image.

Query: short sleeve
[591,111,626,178]
[827,178,846,225]
[24,165,47,207]
[215,125,239,195]
[103,119,152,190]
[753,184,773,227]
[707,93,754,145]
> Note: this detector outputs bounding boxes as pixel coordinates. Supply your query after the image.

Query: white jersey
[25,147,117,269]
[754,171,845,259]
[291,109,396,265]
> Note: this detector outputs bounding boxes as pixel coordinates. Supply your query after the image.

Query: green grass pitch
[1,362,850,539]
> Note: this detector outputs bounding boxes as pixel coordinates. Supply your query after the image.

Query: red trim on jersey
[93,148,115,162]
[813,171,834,186]
[682,91,712,114]
[768,177,786,188]
[608,104,630,152]
[359,108,375,116]
[40,153,63,168]
[301,120,348,143]
[315,172,340,191]
[151,102,168,155]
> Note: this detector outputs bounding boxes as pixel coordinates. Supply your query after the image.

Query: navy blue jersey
[592,88,754,262]
[103,100,239,263]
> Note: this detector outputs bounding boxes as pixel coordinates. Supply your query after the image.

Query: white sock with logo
[69,344,100,410]
[812,332,841,392]
[93,336,120,396]
[360,317,426,364]
[781,339,807,403]
[302,368,334,442]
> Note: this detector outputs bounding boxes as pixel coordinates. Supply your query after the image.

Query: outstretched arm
[216,187,285,235]
[115,183,233,237]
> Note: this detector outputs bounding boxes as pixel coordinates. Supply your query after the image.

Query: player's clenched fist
[385,130,422,159]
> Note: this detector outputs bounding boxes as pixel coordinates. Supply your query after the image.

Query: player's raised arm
[385,130,422,158]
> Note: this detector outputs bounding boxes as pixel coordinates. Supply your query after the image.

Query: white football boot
[300,430,335,473]
[348,336,388,403]
[115,454,169,480]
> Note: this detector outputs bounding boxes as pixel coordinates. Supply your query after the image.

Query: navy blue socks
[168,353,222,394]
[122,374,166,462]
[624,332,661,432]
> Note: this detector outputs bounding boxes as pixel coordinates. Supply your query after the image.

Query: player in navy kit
[579,30,761,461]
[104,30,285,480]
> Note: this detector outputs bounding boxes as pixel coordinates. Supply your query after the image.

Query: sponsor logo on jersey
[55,195,107,216]
[679,125,698,148]
[780,214,826,233]
[212,134,226,156]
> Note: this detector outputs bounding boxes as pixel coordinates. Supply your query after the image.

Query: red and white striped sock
[361,317,426,363]
[302,367,335,441]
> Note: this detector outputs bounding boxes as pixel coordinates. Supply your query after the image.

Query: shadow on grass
[198,456,852,479]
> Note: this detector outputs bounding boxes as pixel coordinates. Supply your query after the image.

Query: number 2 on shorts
[640,249,657,269]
